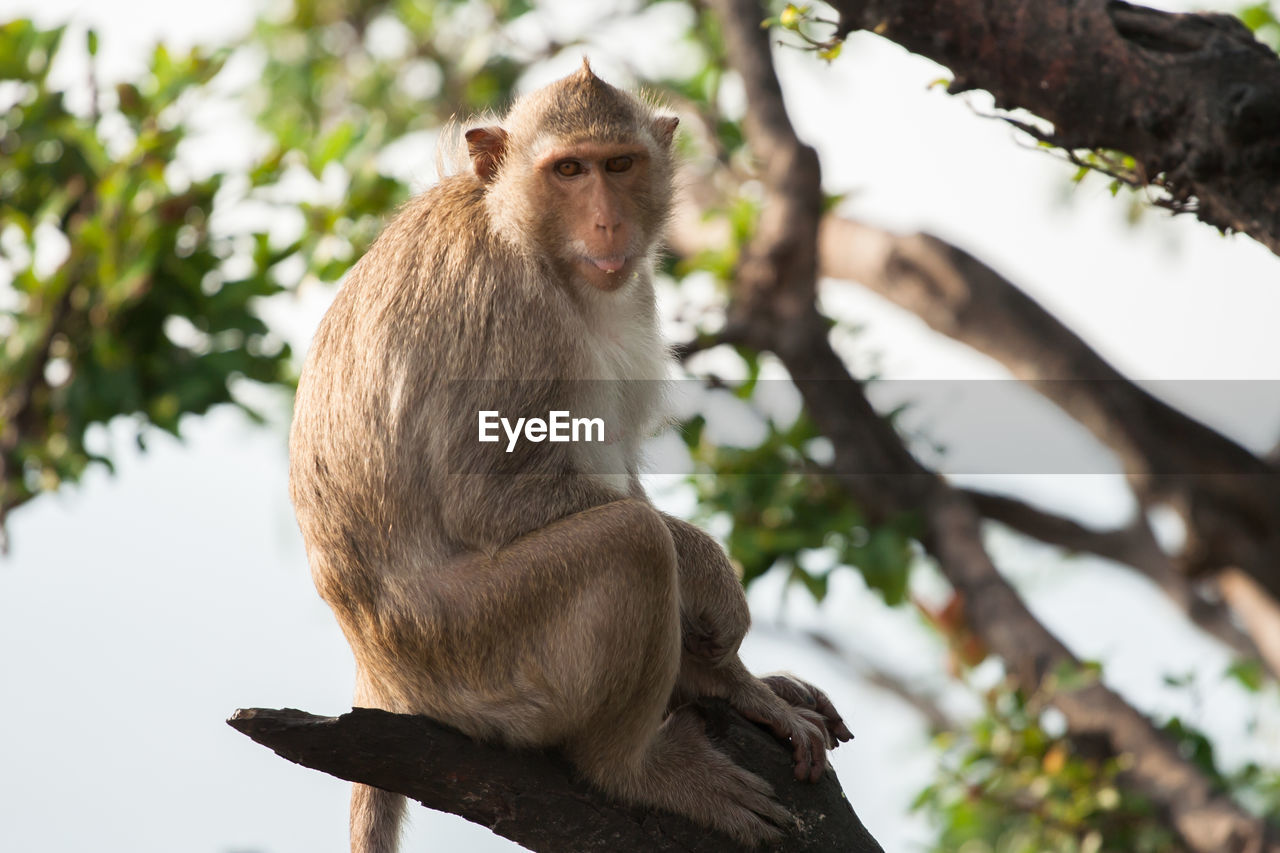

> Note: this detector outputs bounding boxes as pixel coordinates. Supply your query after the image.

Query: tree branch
[672,175,1280,681]
[830,0,1280,257]
[227,703,882,853]
[814,214,1280,628]
[964,488,1272,672]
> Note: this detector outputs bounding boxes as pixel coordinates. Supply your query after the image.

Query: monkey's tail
[351,783,405,853]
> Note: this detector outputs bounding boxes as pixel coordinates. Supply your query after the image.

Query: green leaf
[1225,659,1265,693]
[315,120,359,169]
[1047,659,1102,693]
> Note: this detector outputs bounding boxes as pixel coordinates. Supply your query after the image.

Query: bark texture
[832,0,1280,257]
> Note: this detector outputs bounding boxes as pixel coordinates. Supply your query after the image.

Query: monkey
[288,60,852,852]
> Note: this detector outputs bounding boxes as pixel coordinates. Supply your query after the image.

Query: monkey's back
[288,176,586,686]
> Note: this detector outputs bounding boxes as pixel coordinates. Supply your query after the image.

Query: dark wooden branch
[227,702,882,853]
[711,2,1279,850]
[830,0,1280,257]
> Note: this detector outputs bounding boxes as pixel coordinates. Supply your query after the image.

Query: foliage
[1240,2,1280,52]
[246,0,536,271]
[916,660,1280,852]
[678,353,919,604]
[0,20,294,526]
[914,676,1179,853]
[762,3,843,61]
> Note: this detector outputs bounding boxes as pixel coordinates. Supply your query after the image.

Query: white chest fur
[572,278,671,491]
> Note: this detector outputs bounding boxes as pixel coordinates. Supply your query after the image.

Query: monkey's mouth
[585,256,628,274]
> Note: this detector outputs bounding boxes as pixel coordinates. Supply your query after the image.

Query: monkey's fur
[289,62,851,852]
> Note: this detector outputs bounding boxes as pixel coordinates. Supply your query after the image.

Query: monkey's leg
[370,499,792,846]
[570,702,793,846]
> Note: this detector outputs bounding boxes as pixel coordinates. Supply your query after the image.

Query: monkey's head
[464,60,679,293]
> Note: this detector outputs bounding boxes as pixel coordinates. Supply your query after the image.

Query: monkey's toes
[717,768,793,845]
[812,692,854,745]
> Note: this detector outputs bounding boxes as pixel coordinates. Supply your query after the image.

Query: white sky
[3,1,1280,852]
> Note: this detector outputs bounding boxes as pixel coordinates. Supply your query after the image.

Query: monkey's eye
[554,160,584,177]
[605,156,633,173]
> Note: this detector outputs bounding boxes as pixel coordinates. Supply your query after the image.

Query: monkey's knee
[581,500,680,629]
[552,501,682,724]
[581,499,678,575]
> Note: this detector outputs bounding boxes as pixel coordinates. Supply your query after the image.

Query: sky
[2,1,1280,852]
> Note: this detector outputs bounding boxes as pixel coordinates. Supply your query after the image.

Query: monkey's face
[534,143,658,292]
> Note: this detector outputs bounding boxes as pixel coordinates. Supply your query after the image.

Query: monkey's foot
[653,706,793,846]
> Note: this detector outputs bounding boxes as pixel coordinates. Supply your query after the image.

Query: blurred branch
[814,215,1280,645]
[799,628,957,733]
[965,489,1275,675]
[672,159,1280,686]
[1218,568,1280,685]
[709,1,1278,850]
[829,0,1280,257]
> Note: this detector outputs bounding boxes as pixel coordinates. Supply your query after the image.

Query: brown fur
[289,62,851,852]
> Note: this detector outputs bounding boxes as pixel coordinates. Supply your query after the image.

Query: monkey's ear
[652,116,679,149]
[465,126,509,183]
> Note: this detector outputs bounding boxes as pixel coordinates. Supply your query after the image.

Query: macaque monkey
[289,60,852,852]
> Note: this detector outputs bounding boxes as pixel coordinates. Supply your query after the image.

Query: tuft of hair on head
[442,61,681,186]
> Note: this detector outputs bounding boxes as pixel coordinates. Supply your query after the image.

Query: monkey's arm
[665,516,854,781]
[662,513,751,665]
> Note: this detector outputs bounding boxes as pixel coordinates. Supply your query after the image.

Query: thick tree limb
[711,1,1278,850]
[227,703,881,853]
[830,0,1280,257]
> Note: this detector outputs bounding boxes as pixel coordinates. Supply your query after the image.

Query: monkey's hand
[730,676,852,783]
[760,674,854,748]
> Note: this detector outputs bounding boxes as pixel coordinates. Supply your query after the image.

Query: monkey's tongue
[590,257,627,273]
